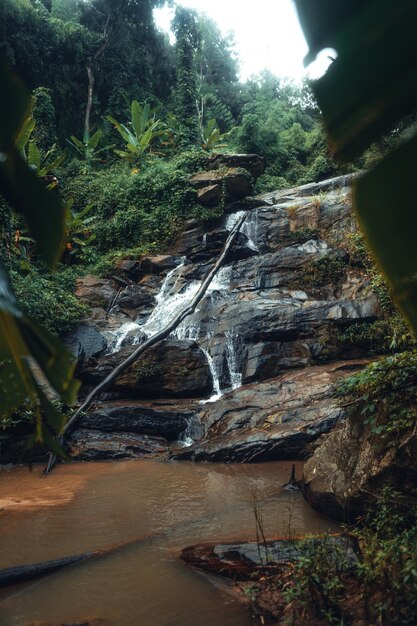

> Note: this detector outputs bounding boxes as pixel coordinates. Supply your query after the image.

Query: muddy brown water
[0,459,338,625]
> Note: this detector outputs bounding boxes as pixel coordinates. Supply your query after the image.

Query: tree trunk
[84,65,95,140]
[44,214,247,475]
[0,535,150,588]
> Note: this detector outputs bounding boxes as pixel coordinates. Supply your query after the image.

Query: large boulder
[180,535,356,580]
[303,413,417,522]
[190,168,253,206]
[75,275,118,308]
[79,338,212,399]
[65,324,107,371]
[115,284,157,320]
[115,255,180,282]
[207,153,266,180]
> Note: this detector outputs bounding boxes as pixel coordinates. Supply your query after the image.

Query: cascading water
[200,348,222,404]
[106,210,257,400]
[106,321,142,354]
[173,322,200,341]
[140,279,201,338]
[139,259,204,339]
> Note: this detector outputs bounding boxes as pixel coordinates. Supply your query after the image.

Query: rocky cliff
[66,159,384,473]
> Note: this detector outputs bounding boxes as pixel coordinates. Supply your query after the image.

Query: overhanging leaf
[295,0,417,161]
[37,386,66,436]
[354,133,417,334]
[19,318,79,404]
[0,61,31,151]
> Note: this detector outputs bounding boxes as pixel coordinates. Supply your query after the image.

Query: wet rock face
[68,171,385,465]
[172,360,370,463]
[80,339,212,399]
[186,230,258,264]
[77,401,199,441]
[65,324,108,372]
[68,429,169,461]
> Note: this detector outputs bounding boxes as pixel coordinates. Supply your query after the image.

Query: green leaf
[0,150,66,267]
[28,141,41,170]
[37,387,66,436]
[354,133,417,335]
[45,152,66,172]
[131,100,144,138]
[0,356,29,418]
[15,117,35,152]
[88,129,104,151]
[0,263,23,319]
[41,424,70,461]
[68,135,85,152]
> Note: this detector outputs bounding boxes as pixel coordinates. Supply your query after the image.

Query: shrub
[283,490,417,626]
[352,488,417,626]
[283,228,320,244]
[305,254,347,287]
[10,265,87,336]
[336,350,417,442]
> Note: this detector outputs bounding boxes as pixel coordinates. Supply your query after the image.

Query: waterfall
[225,209,259,251]
[241,209,259,252]
[106,211,254,400]
[207,265,232,293]
[225,210,245,231]
[200,347,222,404]
[172,322,200,341]
[139,259,203,338]
[225,330,242,390]
[177,428,195,448]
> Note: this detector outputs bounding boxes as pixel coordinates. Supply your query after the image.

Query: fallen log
[0,535,149,588]
[44,214,247,475]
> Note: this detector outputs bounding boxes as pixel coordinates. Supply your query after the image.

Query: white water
[225,209,259,252]
[225,329,242,390]
[139,260,203,338]
[200,347,222,404]
[105,321,141,354]
[173,322,200,341]
[207,264,232,293]
[225,210,245,231]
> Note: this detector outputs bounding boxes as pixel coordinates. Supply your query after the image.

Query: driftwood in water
[0,535,147,588]
[44,214,247,475]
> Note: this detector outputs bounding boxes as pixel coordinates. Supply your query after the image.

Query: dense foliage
[282,490,417,625]
[0,0,350,342]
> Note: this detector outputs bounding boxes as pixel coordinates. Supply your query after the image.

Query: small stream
[0,460,338,625]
